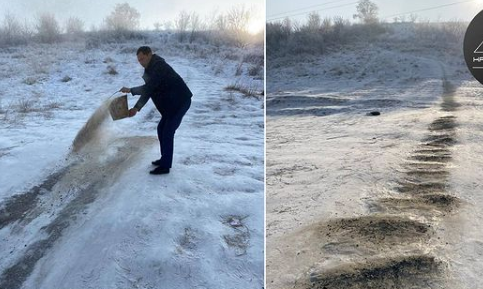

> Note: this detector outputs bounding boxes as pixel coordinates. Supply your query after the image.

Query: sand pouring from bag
[71,99,112,153]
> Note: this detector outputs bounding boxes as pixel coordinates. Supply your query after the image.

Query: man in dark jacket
[121,46,192,175]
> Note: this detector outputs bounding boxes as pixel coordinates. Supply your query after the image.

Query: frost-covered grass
[267,21,469,98]
[267,20,467,59]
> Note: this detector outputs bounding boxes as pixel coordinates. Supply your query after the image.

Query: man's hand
[129,108,138,117]
[120,87,131,93]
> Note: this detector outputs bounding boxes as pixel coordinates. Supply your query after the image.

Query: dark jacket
[131,54,192,116]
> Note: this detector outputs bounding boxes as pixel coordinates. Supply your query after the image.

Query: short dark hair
[137,46,152,55]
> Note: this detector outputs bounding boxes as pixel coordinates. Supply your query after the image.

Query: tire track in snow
[0,167,70,230]
[0,136,156,289]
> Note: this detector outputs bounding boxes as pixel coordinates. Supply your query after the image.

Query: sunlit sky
[3,0,482,33]
[0,0,265,33]
[267,0,483,23]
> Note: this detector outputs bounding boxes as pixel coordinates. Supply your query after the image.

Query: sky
[1,0,481,34]
[0,0,265,33]
[267,0,483,23]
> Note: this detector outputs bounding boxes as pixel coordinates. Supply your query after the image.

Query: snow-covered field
[0,34,264,289]
[266,25,483,289]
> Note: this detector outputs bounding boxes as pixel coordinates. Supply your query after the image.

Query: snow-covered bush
[174,11,191,42]
[106,65,118,75]
[35,13,61,43]
[353,0,379,24]
[235,61,244,76]
[84,29,145,48]
[242,52,264,66]
[0,13,30,47]
[16,98,35,113]
[23,77,37,85]
[267,13,386,57]
[172,6,261,48]
[413,21,466,46]
[65,17,84,35]
[266,22,291,54]
[248,64,262,76]
[104,3,140,33]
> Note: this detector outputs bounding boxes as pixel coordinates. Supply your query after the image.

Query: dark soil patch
[370,194,460,214]
[428,116,457,131]
[410,154,452,163]
[305,255,441,289]
[404,170,449,179]
[0,167,69,230]
[412,148,451,155]
[396,181,447,194]
[320,215,431,243]
[423,134,456,147]
[403,162,447,171]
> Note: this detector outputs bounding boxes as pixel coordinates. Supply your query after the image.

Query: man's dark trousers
[157,98,191,168]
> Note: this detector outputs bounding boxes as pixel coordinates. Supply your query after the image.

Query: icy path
[0,50,264,289]
[266,56,483,288]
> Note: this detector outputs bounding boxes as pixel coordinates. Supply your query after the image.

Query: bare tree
[353,0,379,24]
[204,9,220,31]
[226,5,252,46]
[322,17,332,32]
[332,16,348,38]
[306,12,321,31]
[105,3,140,32]
[216,14,227,31]
[409,13,418,23]
[281,17,292,34]
[0,13,26,46]
[66,17,84,35]
[226,5,251,33]
[291,19,301,32]
[174,10,190,41]
[22,19,34,38]
[36,13,61,43]
[189,12,201,43]
[333,16,348,28]
[3,13,22,36]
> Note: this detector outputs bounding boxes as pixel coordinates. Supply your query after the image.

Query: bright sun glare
[248,18,264,34]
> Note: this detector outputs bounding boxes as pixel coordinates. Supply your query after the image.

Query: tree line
[0,3,261,47]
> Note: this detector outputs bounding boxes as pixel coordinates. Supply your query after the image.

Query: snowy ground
[0,36,264,289]
[266,28,483,289]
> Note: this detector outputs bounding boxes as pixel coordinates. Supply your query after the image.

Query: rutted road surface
[266,75,471,288]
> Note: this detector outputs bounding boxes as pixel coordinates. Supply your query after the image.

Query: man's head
[137,46,152,68]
